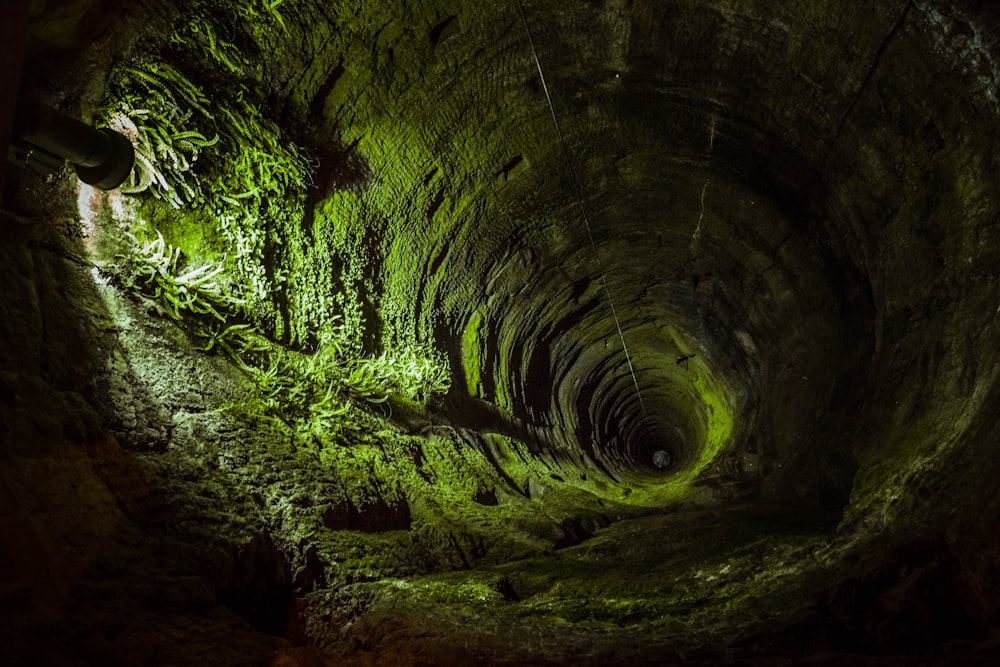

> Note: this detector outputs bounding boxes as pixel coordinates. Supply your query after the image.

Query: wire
[516,0,648,420]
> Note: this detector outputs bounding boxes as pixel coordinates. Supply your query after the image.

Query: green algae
[91,0,750,611]
[462,308,485,393]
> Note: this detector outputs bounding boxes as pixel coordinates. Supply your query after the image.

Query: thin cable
[516,0,648,420]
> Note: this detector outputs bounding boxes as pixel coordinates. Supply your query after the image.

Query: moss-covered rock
[3,0,1000,664]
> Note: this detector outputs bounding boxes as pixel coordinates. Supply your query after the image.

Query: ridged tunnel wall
[2,0,999,665]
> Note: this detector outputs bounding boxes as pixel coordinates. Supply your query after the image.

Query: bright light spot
[90,265,109,286]
[76,128,139,263]
[109,189,128,220]
[76,181,103,238]
[107,112,140,141]
[76,145,137,249]
[652,450,671,468]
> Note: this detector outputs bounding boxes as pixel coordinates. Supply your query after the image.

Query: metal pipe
[12,98,135,190]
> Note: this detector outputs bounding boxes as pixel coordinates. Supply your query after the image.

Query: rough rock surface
[3,0,1000,665]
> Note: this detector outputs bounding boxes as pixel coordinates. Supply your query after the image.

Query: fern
[114,231,254,356]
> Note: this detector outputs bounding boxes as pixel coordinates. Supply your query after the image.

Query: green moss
[102,58,311,331]
[691,358,736,465]
[88,0,746,597]
[107,230,266,364]
[109,63,218,209]
[94,13,454,462]
[352,507,839,646]
[462,309,485,393]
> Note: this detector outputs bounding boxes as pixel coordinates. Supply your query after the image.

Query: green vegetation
[112,63,218,208]
[96,7,719,517]
[102,51,451,450]
[462,309,484,394]
[110,230,263,359]
[104,56,312,319]
[165,1,292,78]
[350,507,839,647]
[170,17,245,75]
[110,226,451,446]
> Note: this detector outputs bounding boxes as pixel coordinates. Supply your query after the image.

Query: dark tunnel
[2,1,1000,665]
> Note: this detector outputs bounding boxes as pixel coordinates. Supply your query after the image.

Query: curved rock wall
[2,0,1000,664]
